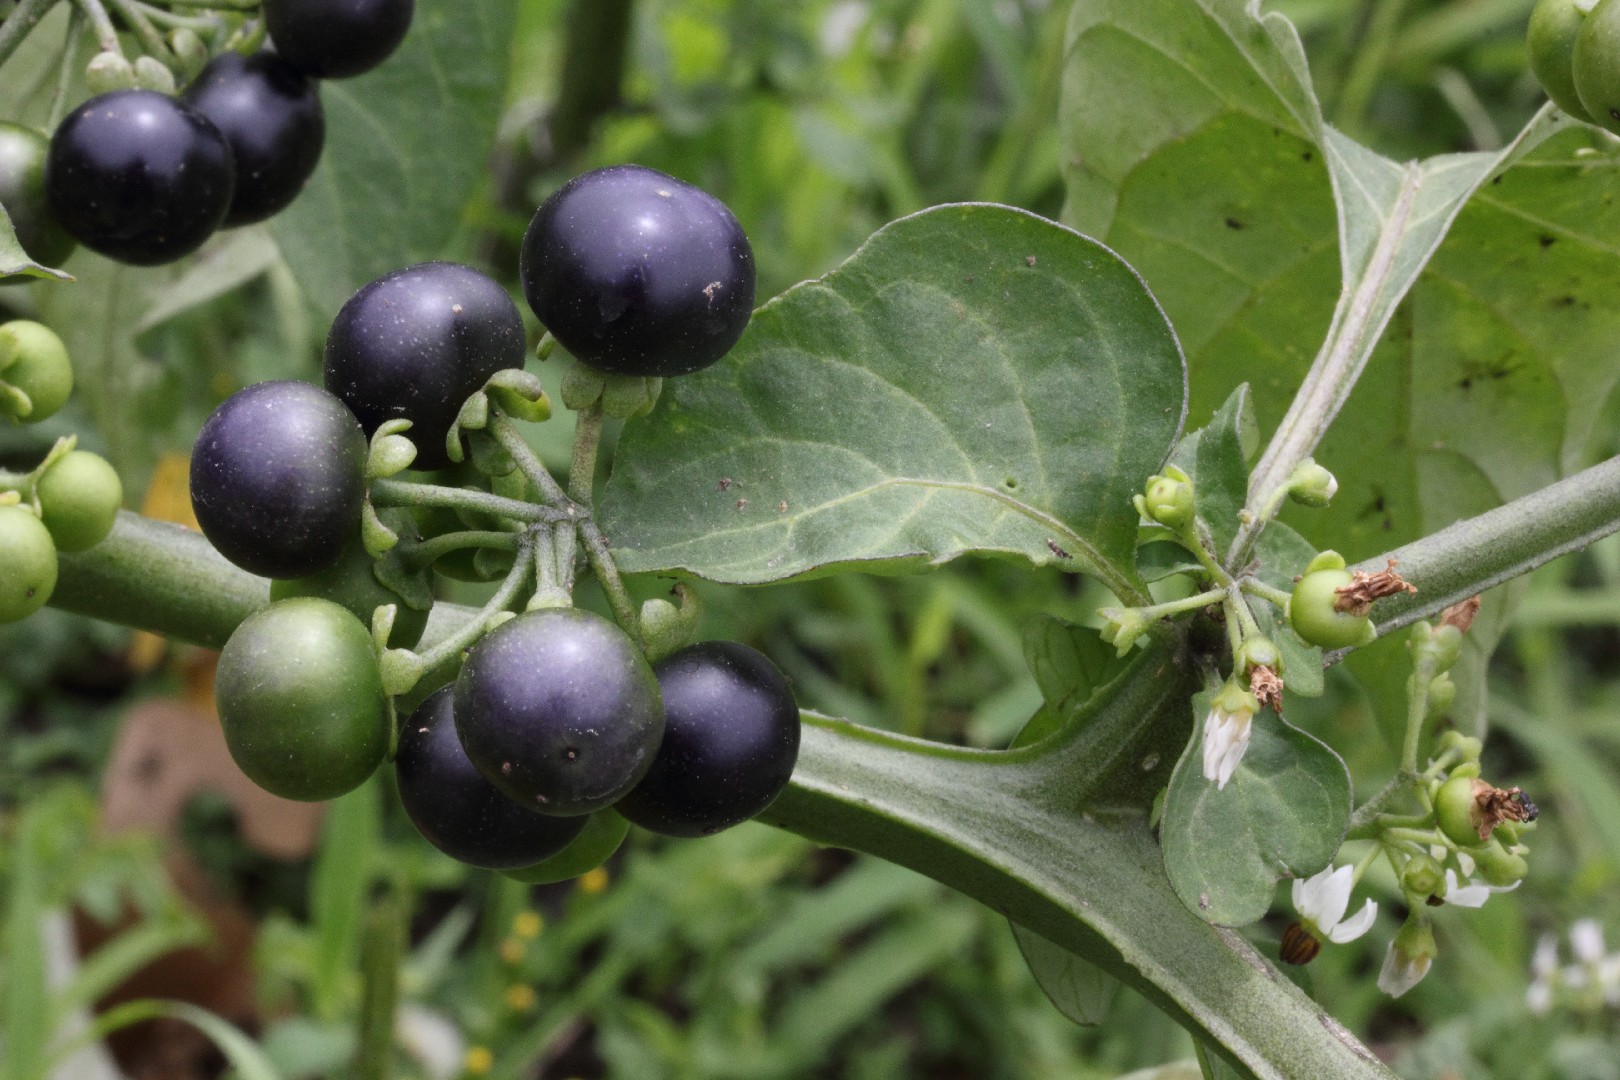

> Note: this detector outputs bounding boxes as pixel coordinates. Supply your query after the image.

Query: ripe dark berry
[264,0,415,80]
[182,51,325,226]
[45,90,234,266]
[453,608,664,817]
[0,122,76,271]
[324,262,525,470]
[396,687,589,869]
[617,641,799,837]
[190,380,366,579]
[519,165,755,377]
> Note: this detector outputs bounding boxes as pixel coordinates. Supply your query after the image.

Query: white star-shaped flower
[1442,868,1519,909]
[1291,864,1377,944]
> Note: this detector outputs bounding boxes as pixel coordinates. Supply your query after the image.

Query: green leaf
[1011,924,1122,1026]
[0,202,71,282]
[1160,691,1351,927]
[72,1000,281,1080]
[763,648,1396,1079]
[1192,385,1254,560]
[269,0,517,317]
[602,203,1187,602]
[1020,615,1121,737]
[309,780,382,1020]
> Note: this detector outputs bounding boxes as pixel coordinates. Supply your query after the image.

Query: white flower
[1291,864,1377,944]
[1527,934,1559,1015]
[1442,868,1519,909]
[1201,682,1259,790]
[1378,940,1433,998]
[1571,919,1606,965]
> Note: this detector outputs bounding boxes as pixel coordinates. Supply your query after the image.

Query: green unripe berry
[1531,0,1598,121]
[35,450,121,552]
[499,809,631,885]
[1475,841,1529,888]
[1143,472,1195,528]
[1288,567,1375,650]
[0,503,57,622]
[1435,775,1487,848]
[1574,0,1620,133]
[0,320,72,424]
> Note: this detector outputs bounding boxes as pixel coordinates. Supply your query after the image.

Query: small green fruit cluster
[0,440,123,624]
[1529,0,1620,133]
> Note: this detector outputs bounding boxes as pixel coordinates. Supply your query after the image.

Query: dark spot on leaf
[717,477,732,491]
[1301,150,1313,162]
[1225,217,1245,230]
[1539,235,1556,249]
[1491,176,1503,185]
[1004,477,1018,490]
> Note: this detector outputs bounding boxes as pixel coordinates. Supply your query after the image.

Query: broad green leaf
[132,228,282,341]
[1011,924,1122,1027]
[1160,690,1351,927]
[0,203,71,283]
[270,0,517,318]
[1019,615,1120,738]
[601,203,1187,601]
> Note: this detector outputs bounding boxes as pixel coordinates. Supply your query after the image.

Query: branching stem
[0,0,59,69]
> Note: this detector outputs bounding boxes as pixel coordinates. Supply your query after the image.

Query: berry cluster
[192,167,794,880]
[33,0,412,268]
[1530,0,1620,131]
[0,320,122,622]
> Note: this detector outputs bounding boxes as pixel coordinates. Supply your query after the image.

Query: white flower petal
[1571,919,1606,965]
[1455,850,1476,878]
[1314,865,1355,930]
[1327,898,1378,944]
[1526,981,1553,1016]
[1201,707,1252,791]
[1377,943,1432,998]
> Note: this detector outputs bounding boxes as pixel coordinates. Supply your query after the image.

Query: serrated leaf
[269,0,517,318]
[602,204,1187,599]
[1161,690,1351,926]
[1011,924,1122,1026]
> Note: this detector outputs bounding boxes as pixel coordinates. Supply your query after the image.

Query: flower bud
[1143,469,1195,528]
[1378,913,1437,998]
[1239,635,1281,674]
[1426,672,1456,718]
[1286,457,1338,508]
[1098,606,1152,658]
[1401,853,1444,897]
[132,55,177,95]
[1474,840,1529,888]
[85,51,136,95]
[169,29,209,80]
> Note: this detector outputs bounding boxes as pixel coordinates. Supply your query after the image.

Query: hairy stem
[104,0,172,63]
[370,477,571,525]
[402,528,519,571]
[69,0,118,53]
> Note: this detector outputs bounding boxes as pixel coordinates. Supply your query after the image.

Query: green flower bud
[1239,635,1281,675]
[132,56,177,95]
[1302,549,1348,576]
[85,51,136,95]
[1143,471,1195,528]
[1378,913,1437,998]
[1098,606,1152,657]
[1426,672,1457,718]
[169,29,209,80]
[1475,840,1529,888]
[1286,457,1338,508]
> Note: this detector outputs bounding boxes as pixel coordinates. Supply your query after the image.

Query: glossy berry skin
[0,504,56,623]
[0,122,76,271]
[264,0,415,79]
[216,597,389,801]
[454,608,664,817]
[396,687,589,869]
[324,262,525,470]
[520,165,756,376]
[617,641,799,837]
[191,381,366,579]
[45,90,234,266]
[182,51,325,226]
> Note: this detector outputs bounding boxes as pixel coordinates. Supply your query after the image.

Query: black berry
[453,608,664,817]
[182,51,325,226]
[45,90,234,266]
[324,262,525,470]
[617,641,799,837]
[519,165,755,377]
[190,380,367,579]
[396,687,589,869]
[264,0,415,80]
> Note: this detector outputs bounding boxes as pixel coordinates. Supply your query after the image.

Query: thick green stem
[406,533,536,680]
[1344,454,1620,643]
[1239,577,1293,610]
[402,529,519,571]
[0,0,58,70]
[488,414,575,511]
[70,0,119,53]
[103,0,172,62]
[568,405,604,505]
